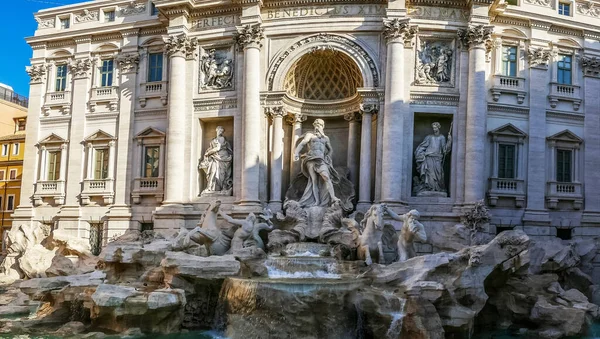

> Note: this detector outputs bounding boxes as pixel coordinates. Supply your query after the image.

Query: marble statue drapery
[414,122,451,195]
[199,126,233,196]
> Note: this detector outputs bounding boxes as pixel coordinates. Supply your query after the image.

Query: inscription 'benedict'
[264,5,384,19]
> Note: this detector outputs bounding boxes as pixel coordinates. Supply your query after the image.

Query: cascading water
[385,297,407,339]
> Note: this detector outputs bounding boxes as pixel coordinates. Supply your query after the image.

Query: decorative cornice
[382,18,418,45]
[529,20,551,31]
[343,112,361,122]
[165,34,198,59]
[26,64,46,84]
[264,106,285,118]
[524,0,551,7]
[580,56,600,77]
[92,33,123,42]
[74,9,99,23]
[527,47,552,68]
[491,16,529,27]
[140,27,168,36]
[117,53,140,73]
[410,92,459,106]
[121,29,140,37]
[487,103,529,115]
[234,24,264,51]
[457,25,493,49]
[69,58,93,78]
[193,98,237,112]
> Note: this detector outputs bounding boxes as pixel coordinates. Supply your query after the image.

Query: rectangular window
[556,149,572,182]
[9,169,16,180]
[151,3,159,15]
[94,149,109,179]
[498,144,516,179]
[506,0,518,4]
[1,145,7,157]
[100,59,114,87]
[47,151,61,181]
[17,120,26,131]
[104,10,115,22]
[12,143,18,156]
[7,196,15,211]
[558,2,571,16]
[55,64,67,92]
[0,171,5,181]
[147,53,163,82]
[557,54,572,85]
[501,46,518,77]
[60,18,70,29]
[144,146,160,178]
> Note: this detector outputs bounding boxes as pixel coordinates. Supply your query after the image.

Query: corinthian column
[266,106,285,210]
[358,104,378,210]
[380,18,417,205]
[287,113,306,181]
[235,24,264,206]
[344,112,361,191]
[163,35,197,204]
[458,25,492,203]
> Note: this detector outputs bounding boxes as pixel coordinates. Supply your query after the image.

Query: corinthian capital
[165,35,198,59]
[383,18,418,45]
[26,64,46,84]
[69,58,93,79]
[457,25,493,49]
[117,53,140,73]
[285,112,306,125]
[527,47,552,68]
[264,106,285,118]
[234,24,264,51]
[359,103,379,115]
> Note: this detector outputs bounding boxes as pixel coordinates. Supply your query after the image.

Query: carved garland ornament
[527,47,552,68]
[165,35,198,59]
[577,1,600,17]
[75,9,99,23]
[457,25,493,49]
[117,53,140,73]
[121,1,146,16]
[524,0,551,6]
[26,64,46,84]
[268,33,380,90]
[35,17,55,29]
[234,24,265,50]
[69,58,93,78]
[580,56,600,77]
[382,18,418,45]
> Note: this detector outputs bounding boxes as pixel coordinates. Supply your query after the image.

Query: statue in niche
[383,206,427,262]
[199,126,233,196]
[413,122,452,196]
[415,41,453,85]
[200,49,234,90]
[287,118,354,212]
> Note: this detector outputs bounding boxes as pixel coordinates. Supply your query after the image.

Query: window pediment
[489,123,527,143]
[84,130,115,144]
[38,133,67,146]
[547,129,583,148]
[135,127,165,144]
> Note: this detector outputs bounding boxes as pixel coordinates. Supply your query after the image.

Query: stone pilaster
[287,113,306,182]
[266,106,285,211]
[358,104,378,210]
[380,18,417,205]
[344,112,361,193]
[162,34,196,204]
[581,57,600,225]
[458,24,492,204]
[235,24,264,207]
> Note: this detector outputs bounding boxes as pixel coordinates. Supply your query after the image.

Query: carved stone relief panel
[414,37,456,87]
[198,46,235,92]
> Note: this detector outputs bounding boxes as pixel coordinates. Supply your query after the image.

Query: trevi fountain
[0,121,599,339]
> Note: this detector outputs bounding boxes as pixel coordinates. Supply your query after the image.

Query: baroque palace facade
[18,0,600,244]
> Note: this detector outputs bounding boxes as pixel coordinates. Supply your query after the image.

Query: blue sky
[1,0,82,96]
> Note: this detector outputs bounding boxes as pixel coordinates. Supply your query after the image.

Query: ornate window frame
[487,123,527,207]
[548,40,582,110]
[132,127,165,204]
[490,31,527,104]
[34,133,68,206]
[546,129,583,209]
[81,130,116,205]
[139,38,168,107]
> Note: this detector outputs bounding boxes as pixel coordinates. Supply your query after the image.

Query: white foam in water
[266,266,341,279]
[386,312,405,338]
[287,251,322,257]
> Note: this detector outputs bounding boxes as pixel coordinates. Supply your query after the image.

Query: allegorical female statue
[413,122,452,196]
[199,126,233,196]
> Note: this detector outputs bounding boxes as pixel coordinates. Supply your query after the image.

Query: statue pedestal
[416,191,448,198]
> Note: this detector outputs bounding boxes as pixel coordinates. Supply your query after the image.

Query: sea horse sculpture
[187,200,233,255]
[222,209,274,252]
[356,204,386,265]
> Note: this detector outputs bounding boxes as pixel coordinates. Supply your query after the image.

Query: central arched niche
[283,49,363,101]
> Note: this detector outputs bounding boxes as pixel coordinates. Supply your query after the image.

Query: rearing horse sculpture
[187,200,234,255]
[356,204,386,265]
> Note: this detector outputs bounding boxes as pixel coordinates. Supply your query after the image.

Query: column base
[232,203,263,215]
[11,206,35,228]
[267,201,283,213]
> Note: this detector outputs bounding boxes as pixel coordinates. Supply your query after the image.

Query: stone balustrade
[488,177,526,207]
[548,83,581,110]
[132,177,164,204]
[89,86,119,112]
[139,81,168,107]
[546,181,583,209]
[33,180,65,206]
[81,178,115,205]
[491,75,526,104]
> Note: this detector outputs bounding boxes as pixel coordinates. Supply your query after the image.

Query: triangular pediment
[489,123,527,138]
[38,133,67,145]
[547,129,583,144]
[135,127,165,139]
[84,130,115,142]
